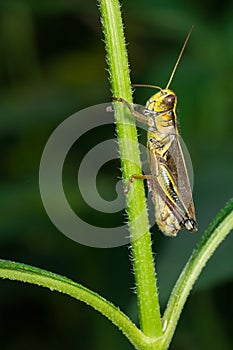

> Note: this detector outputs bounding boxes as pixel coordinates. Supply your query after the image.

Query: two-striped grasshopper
[113,28,197,236]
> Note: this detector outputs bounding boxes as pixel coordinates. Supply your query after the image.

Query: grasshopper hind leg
[155,194,181,237]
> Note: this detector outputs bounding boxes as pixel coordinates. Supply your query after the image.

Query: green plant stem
[98,0,162,337]
[0,260,150,350]
[160,198,233,349]
[0,200,232,350]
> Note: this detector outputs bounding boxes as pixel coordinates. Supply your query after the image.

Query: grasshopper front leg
[112,97,149,124]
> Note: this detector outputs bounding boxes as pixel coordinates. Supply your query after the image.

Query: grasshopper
[113,27,197,236]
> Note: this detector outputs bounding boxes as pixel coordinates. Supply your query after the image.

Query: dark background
[0,0,233,349]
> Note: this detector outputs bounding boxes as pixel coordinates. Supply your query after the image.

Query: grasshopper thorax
[146,89,177,113]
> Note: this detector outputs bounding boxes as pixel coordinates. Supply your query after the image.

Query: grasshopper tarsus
[124,174,154,194]
[124,175,136,194]
[112,96,133,111]
[112,96,149,123]
[112,96,123,102]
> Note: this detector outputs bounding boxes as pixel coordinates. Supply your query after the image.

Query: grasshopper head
[146,89,177,113]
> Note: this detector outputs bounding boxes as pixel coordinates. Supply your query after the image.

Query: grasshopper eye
[164,94,176,106]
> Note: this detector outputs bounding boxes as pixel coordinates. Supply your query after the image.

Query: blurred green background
[0,0,233,349]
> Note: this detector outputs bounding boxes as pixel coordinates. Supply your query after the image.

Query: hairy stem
[98,0,162,337]
[0,260,151,349]
[161,198,233,349]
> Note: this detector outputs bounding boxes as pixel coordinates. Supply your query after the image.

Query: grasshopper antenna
[132,84,163,92]
[166,25,194,89]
